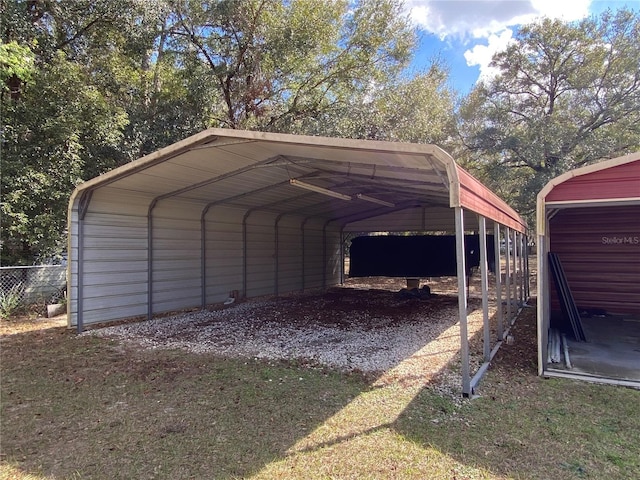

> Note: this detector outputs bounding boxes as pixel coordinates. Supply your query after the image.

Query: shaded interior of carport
[537,152,640,388]
[68,129,527,396]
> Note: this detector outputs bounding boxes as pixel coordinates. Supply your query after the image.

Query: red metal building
[536,152,640,387]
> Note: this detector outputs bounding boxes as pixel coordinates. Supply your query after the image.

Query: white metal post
[479,216,490,362]
[505,227,512,323]
[494,223,503,340]
[455,207,471,396]
[511,229,518,311]
[518,232,525,305]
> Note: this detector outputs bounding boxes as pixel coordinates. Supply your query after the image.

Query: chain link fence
[0,266,67,317]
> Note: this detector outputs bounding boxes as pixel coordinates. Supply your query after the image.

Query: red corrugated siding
[546,160,640,202]
[456,166,526,232]
[549,205,640,315]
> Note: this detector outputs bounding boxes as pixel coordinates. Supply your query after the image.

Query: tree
[458,8,640,219]
[166,0,416,131]
[298,62,456,144]
[0,0,436,265]
[1,1,139,263]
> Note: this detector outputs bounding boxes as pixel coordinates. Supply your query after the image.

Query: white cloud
[463,29,514,82]
[406,0,592,86]
[406,0,592,39]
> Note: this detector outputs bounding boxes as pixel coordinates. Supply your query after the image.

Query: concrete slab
[554,315,640,382]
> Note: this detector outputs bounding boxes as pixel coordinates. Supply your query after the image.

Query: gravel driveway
[88,276,499,392]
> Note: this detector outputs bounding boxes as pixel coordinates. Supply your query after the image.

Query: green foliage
[0,0,427,265]
[7,0,637,265]
[1,49,128,264]
[300,62,456,143]
[0,285,24,318]
[458,8,640,220]
[0,40,35,92]
[167,0,416,131]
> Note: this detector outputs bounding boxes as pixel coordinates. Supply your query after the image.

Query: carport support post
[505,227,512,323]
[479,216,490,362]
[537,223,550,376]
[524,235,530,299]
[301,219,307,292]
[494,223,503,340]
[340,228,345,284]
[147,199,158,321]
[455,207,471,396]
[522,234,528,302]
[274,215,282,296]
[200,207,208,309]
[515,231,520,305]
[322,223,328,290]
[77,215,85,332]
[242,211,250,298]
[518,232,525,305]
[76,190,92,333]
[512,229,518,312]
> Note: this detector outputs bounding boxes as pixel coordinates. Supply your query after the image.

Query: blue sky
[403,0,640,94]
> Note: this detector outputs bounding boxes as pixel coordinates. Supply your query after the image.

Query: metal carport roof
[70,129,526,233]
[68,129,528,397]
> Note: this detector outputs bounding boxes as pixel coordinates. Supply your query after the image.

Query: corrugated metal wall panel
[303,220,326,289]
[549,205,640,315]
[83,282,148,298]
[72,208,149,326]
[68,300,147,325]
[276,216,304,294]
[68,206,79,327]
[204,206,244,304]
[151,200,202,314]
[83,292,148,311]
[88,187,153,215]
[245,211,278,298]
[82,260,148,274]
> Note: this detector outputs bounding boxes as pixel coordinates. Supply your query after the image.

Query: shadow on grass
[392,305,640,480]
[1,287,470,479]
[1,323,376,479]
[7,292,634,480]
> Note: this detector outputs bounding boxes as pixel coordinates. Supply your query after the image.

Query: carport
[536,152,640,387]
[68,129,527,396]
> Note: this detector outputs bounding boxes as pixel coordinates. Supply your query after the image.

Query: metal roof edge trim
[544,197,640,208]
[537,151,640,235]
[199,128,453,158]
[454,164,527,233]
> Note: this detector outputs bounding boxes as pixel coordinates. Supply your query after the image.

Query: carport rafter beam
[301,171,447,192]
[254,154,450,179]
[328,175,449,197]
[150,155,287,206]
[325,200,425,228]
[427,157,451,191]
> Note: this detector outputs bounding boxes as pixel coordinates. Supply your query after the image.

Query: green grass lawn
[1,306,638,479]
